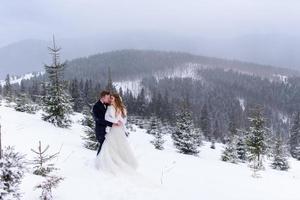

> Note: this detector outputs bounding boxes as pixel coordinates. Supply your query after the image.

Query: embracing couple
[92,91,138,174]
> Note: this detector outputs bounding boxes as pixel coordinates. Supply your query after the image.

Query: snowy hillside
[0,72,44,87]
[1,103,300,200]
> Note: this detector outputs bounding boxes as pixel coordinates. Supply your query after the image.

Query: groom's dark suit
[92,100,113,155]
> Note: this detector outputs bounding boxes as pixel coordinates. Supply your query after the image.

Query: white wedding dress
[95,105,138,175]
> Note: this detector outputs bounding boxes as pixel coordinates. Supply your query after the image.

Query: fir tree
[194,127,203,147]
[3,74,12,102]
[136,88,147,116]
[30,141,59,177]
[211,120,220,148]
[148,116,165,150]
[42,36,73,128]
[35,176,64,200]
[221,136,238,163]
[151,131,165,150]
[81,106,98,151]
[221,116,239,163]
[147,115,160,135]
[246,107,268,172]
[290,112,300,159]
[172,104,199,155]
[200,104,211,140]
[15,93,37,114]
[271,133,289,171]
[0,146,26,200]
[69,79,84,113]
[236,130,247,162]
[105,67,115,92]
[294,146,300,160]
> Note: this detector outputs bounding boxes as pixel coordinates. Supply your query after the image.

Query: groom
[92,90,120,155]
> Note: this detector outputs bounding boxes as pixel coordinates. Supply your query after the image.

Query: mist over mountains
[0,32,299,79]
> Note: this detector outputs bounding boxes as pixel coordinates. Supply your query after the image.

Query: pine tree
[0,146,26,200]
[200,104,211,140]
[246,107,268,172]
[136,88,147,116]
[42,36,73,128]
[81,106,98,150]
[290,112,300,159]
[105,67,115,92]
[193,127,203,147]
[30,141,59,177]
[151,131,165,150]
[3,74,12,102]
[69,79,84,113]
[15,93,37,114]
[221,136,238,163]
[221,116,239,163]
[236,130,247,162]
[294,146,300,160]
[172,104,199,155]
[271,133,289,171]
[211,120,220,148]
[147,115,159,135]
[35,176,64,200]
[148,116,165,150]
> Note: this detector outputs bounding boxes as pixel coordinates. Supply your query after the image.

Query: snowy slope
[0,72,44,87]
[1,103,300,200]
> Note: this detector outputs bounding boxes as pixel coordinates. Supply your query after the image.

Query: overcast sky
[1,0,300,47]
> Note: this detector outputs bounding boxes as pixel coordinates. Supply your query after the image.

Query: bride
[95,93,138,174]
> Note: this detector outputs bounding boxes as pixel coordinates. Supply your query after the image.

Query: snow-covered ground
[1,103,300,200]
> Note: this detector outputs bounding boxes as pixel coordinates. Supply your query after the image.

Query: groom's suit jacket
[92,100,113,142]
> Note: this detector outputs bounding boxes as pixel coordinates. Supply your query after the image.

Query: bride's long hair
[111,93,127,117]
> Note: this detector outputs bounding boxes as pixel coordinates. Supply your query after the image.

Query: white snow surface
[238,98,246,111]
[155,63,204,80]
[1,103,300,200]
[114,80,143,97]
[272,74,289,84]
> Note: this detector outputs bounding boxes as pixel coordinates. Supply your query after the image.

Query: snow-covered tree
[293,146,300,160]
[81,106,98,151]
[246,107,268,172]
[69,79,84,113]
[290,112,300,159]
[200,104,211,140]
[35,175,64,200]
[236,130,247,162]
[221,116,239,163]
[147,115,160,135]
[172,104,199,155]
[15,93,38,114]
[0,146,26,200]
[151,131,165,150]
[30,141,59,177]
[3,74,13,102]
[271,133,289,171]
[42,37,73,128]
[148,116,165,150]
[221,136,238,163]
[193,127,203,147]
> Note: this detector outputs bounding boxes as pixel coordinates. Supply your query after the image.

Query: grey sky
[1,0,300,47]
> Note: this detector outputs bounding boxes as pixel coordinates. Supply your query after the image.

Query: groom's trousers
[97,136,105,156]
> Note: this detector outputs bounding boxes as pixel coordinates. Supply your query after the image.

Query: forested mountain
[64,49,300,81]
